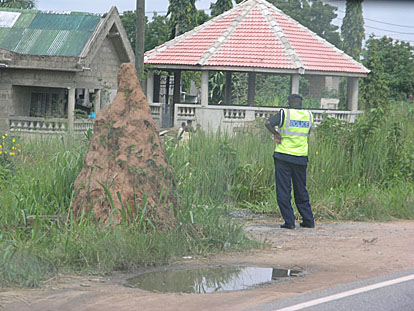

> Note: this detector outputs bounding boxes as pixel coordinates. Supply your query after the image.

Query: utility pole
[135,0,145,86]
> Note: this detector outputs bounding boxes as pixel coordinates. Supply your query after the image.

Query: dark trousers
[274,158,314,226]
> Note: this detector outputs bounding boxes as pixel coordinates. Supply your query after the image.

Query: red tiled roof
[144,0,369,76]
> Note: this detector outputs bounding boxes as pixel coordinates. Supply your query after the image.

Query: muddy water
[127,266,301,294]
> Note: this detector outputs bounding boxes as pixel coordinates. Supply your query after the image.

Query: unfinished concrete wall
[11,86,31,116]
[80,36,122,109]
[2,69,76,89]
[1,34,123,122]
[0,75,11,131]
[0,70,12,116]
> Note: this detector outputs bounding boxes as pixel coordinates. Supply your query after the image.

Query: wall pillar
[291,74,300,94]
[201,70,209,107]
[146,70,154,103]
[84,88,90,107]
[0,113,9,132]
[248,72,256,106]
[68,88,75,133]
[347,77,359,112]
[94,89,101,113]
[225,71,232,105]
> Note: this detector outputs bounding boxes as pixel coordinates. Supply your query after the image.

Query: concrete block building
[0,6,134,133]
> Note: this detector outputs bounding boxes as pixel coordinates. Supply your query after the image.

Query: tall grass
[0,135,255,288]
[166,101,414,220]
[308,101,414,220]
[165,128,274,206]
[1,101,413,288]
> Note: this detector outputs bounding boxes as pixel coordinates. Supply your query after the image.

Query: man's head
[288,94,303,108]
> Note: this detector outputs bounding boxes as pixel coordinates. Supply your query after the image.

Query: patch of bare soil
[1,219,413,311]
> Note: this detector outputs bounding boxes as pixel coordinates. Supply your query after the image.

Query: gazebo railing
[174,103,363,132]
[6,104,362,135]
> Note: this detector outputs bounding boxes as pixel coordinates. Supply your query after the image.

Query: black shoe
[299,221,315,228]
[280,223,295,229]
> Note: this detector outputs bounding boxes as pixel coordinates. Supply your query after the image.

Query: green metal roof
[0,8,101,56]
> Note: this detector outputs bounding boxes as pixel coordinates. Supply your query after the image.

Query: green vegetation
[167,101,414,220]
[1,102,413,288]
[0,0,34,9]
[270,0,341,47]
[361,36,414,107]
[341,0,364,61]
[0,136,254,288]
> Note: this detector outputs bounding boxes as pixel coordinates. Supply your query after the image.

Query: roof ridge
[262,0,369,73]
[257,1,304,72]
[144,0,369,76]
[145,7,238,61]
[197,0,257,66]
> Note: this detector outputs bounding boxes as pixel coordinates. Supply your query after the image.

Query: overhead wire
[144,2,414,41]
[335,9,414,30]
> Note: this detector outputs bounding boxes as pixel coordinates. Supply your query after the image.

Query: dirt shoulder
[1,219,414,311]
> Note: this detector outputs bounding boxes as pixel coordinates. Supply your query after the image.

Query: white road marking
[272,274,414,311]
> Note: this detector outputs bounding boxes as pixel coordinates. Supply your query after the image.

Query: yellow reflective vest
[275,109,313,157]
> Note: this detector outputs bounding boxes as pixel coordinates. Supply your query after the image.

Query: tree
[167,0,198,38]
[0,0,35,9]
[269,0,341,47]
[121,11,138,50]
[145,13,170,52]
[309,1,340,47]
[210,0,244,17]
[121,12,170,52]
[341,0,364,61]
[197,9,210,26]
[360,35,414,108]
[210,0,232,17]
[360,38,389,109]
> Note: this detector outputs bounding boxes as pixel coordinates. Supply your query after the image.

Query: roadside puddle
[127,266,302,293]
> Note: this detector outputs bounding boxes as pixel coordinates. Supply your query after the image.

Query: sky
[34,0,414,44]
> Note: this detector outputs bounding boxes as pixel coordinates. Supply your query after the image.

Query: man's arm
[265,111,283,144]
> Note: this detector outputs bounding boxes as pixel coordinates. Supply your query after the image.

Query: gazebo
[144,0,369,131]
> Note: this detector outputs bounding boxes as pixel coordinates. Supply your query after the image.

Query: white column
[347,77,359,112]
[84,88,90,107]
[146,70,154,103]
[94,89,101,113]
[201,70,209,107]
[291,74,300,94]
[68,88,76,133]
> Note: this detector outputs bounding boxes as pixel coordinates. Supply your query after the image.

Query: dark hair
[288,94,303,108]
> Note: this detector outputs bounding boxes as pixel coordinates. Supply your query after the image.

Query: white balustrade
[7,106,362,136]
[149,103,162,128]
[74,119,94,134]
[150,104,161,116]
[224,109,246,119]
[174,103,197,121]
[174,103,363,133]
[8,116,92,135]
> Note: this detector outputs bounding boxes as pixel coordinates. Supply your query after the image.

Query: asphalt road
[250,270,414,311]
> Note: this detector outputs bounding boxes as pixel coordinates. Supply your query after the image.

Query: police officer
[265,94,314,229]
